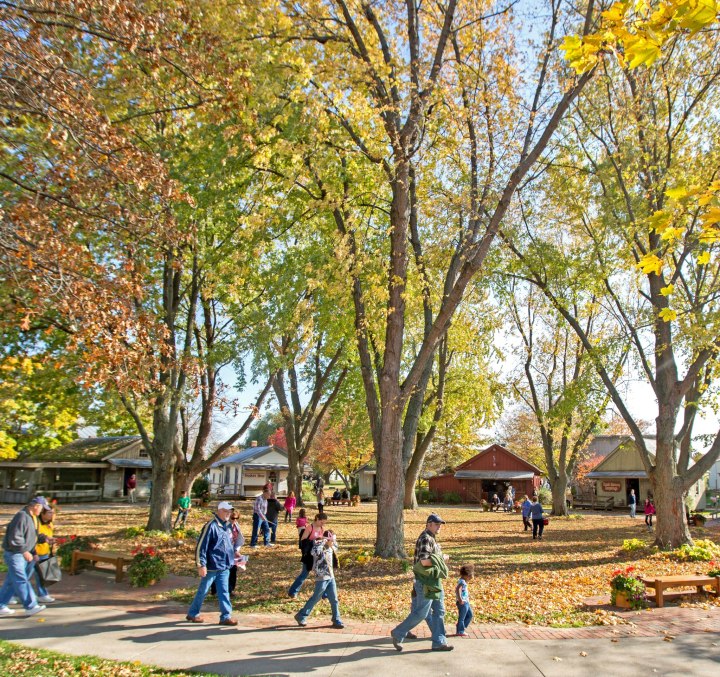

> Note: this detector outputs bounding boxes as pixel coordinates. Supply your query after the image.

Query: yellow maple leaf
[660,284,674,296]
[659,307,677,322]
[637,254,663,275]
[697,251,711,265]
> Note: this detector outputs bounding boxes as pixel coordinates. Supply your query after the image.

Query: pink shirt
[296,516,308,529]
[284,496,297,511]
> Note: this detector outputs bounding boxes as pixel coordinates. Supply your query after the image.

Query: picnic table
[70,550,133,583]
[639,574,720,608]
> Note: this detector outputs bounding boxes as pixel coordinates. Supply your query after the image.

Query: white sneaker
[0,606,15,616]
[25,604,46,616]
[8,597,19,605]
[265,543,276,547]
[38,595,55,603]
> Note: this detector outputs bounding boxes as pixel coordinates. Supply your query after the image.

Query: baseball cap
[426,513,446,524]
[29,496,51,509]
[217,501,234,511]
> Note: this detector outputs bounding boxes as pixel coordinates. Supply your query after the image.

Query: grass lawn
[50,501,720,627]
[0,640,224,676]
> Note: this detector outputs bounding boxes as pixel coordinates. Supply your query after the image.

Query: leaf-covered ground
[52,502,720,627]
[0,640,223,676]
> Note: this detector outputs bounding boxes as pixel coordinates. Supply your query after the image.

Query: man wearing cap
[185,501,239,626]
[0,496,51,617]
[390,513,453,652]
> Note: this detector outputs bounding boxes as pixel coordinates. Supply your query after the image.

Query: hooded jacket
[2,507,39,554]
[195,514,235,571]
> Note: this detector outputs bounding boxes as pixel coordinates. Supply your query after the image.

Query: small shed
[429,444,543,503]
[0,436,152,503]
[208,444,296,497]
[356,461,377,499]
[586,436,705,509]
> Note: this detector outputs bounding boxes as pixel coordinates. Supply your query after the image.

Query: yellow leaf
[659,307,677,322]
[698,251,711,265]
[637,254,663,275]
[660,284,674,296]
[625,36,662,69]
[602,2,628,23]
[665,186,688,200]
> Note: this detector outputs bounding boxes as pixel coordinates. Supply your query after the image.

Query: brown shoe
[406,631,418,639]
[219,618,238,626]
[185,615,204,623]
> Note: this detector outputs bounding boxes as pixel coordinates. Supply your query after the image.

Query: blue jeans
[392,579,448,649]
[0,550,38,610]
[629,503,636,518]
[33,554,50,598]
[250,513,270,546]
[187,568,232,621]
[174,509,188,529]
[289,562,309,596]
[269,520,277,543]
[456,601,473,634]
[296,578,341,623]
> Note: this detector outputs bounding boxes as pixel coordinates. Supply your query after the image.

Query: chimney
[250,440,257,447]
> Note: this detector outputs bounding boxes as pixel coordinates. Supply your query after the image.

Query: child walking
[284,491,297,523]
[455,564,474,637]
[644,497,656,531]
[295,508,308,546]
[294,529,344,629]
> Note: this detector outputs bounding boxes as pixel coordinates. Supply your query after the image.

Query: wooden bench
[639,575,720,608]
[70,550,132,583]
[573,496,615,511]
[329,499,351,506]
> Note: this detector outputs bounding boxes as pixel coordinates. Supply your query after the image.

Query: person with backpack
[288,513,326,599]
[293,529,344,629]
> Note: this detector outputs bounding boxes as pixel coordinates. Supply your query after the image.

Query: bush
[416,488,437,504]
[672,539,720,562]
[610,566,647,609]
[124,525,146,538]
[537,487,551,505]
[191,477,209,499]
[442,491,462,504]
[621,538,648,552]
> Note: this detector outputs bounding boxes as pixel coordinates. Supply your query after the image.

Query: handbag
[542,517,549,526]
[36,549,62,586]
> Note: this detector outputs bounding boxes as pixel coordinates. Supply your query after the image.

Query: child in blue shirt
[455,563,474,637]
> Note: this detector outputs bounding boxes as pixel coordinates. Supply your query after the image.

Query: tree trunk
[404,446,425,509]
[550,472,569,517]
[173,465,197,502]
[650,463,691,549]
[147,447,175,531]
[375,410,406,558]
[286,453,304,506]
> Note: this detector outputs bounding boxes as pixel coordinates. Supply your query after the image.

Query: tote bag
[36,552,62,586]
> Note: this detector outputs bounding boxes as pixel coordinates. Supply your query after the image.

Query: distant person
[332,489,342,501]
[341,488,350,500]
[295,508,308,545]
[521,495,532,532]
[185,501,238,625]
[174,490,191,529]
[644,497,656,532]
[565,487,573,509]
[391,514,453,652]
[0,496,51,617]
[284,491,297,523]
[250,488,271,548]
[265,494,282,544]
[530,496,545,540]
[316,487,326,514]
[628,488,637,518]
[293,529,344,629]
[126,474,137,503]
[491,493,501,511]
[455,563,474,637]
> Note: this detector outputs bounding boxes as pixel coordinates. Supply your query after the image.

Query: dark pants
[317,502,324,514]
[532,518,544,539]
[284,509,293,522]
[522,516,531,531]
[645,514,654,526]
[210,565,238,596]
[174,509,188,529]
[268,520,277,543]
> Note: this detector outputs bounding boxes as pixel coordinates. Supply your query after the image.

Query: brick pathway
[45,567,720,641]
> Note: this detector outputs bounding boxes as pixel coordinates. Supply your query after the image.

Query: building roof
[456,444,544,475]
[587,470,648,479]
[12,436,143,464]
[211,445,287,468]
[585,435,657,460]
[108,458,153,469]
[454,470,535,480]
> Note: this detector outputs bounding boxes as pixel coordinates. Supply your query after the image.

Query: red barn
[429,444,543,503]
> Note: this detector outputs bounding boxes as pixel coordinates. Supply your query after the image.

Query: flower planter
[613,591,632,608]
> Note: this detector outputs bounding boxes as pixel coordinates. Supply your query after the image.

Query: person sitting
[332,489,342,501]
[341,488,350,500]
[491,493,501,511]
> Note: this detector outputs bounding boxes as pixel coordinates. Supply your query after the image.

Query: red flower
[70,535,77,541]
[626,566,635,573]
[131,547,140,555]
[56,537,67,545]
[612,569,622,576]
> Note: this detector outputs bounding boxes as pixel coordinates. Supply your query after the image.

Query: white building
[208,444,295,497]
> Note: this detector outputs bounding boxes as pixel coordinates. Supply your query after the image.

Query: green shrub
[124,525,146,538]
[56,535,100,569]
[672,539,720,562]
[184,527,200,539]
[191,477,209,498]
[537,487,551,505]
[127,546,168,587]
[415,488,436,504]
[442,491,462,504]
[621,538,648,552]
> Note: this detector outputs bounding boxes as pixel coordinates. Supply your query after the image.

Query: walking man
[250,488,271,548]
[0,496,51,617]
[126,473,137,503]
[185,501,238,626]
[391,513,453,652]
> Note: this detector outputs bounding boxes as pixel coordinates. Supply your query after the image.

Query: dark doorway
[626,478,640,505]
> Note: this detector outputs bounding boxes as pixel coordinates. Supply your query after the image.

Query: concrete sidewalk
[1,600,718,676]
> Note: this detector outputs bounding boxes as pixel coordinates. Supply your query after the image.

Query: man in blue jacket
[185,501,238,626]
